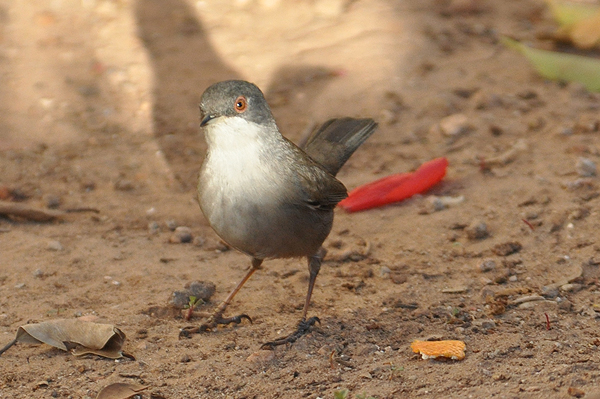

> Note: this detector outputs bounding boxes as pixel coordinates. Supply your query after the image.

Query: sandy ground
[2,0,600,398]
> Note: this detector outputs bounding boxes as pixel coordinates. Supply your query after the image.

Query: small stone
[567,386,586,398]
[170,291,190,308]
[169,226,192,243]
[508,275,518,282]
[215,240,231,252]
[492,241,522,256]
[477,259,496,272]
[180,354,192,363]
[473,92,503,110]
[114,179,134,191]
[166,219,178,231]
[14,283,26,289]
[380,266,391,278]
[576,157,597,177]
[193,236,206,247]
[481,320,496,329]
[136,341,148,350]
[429,196,446,212]
[436,113,472,137]
[47,240,63,251]
[560,283,583,293]
[518,300,558,310]
[465,220,488,240]
[390,272,407,284]
[542,286,559,299]
[44,194,61,209]
[81,181,96,192]
[558,299,573,311]
[473,319,496,330]
[246,350,275,363]
[148,221,159,235]
[33,269,44,278]
[188,281,216,301]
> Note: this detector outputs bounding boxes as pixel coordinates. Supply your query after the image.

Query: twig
[522,219,535,231]
[0,201,65,222]
[0,338,17,356]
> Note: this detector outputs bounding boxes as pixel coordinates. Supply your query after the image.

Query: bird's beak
[200,114,216,127]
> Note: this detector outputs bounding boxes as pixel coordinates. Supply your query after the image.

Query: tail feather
[301,118,377,176]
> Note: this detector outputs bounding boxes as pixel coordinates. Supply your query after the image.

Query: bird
[181,80,376,348]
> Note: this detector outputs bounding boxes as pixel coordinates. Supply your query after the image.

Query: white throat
[202,116,277,192]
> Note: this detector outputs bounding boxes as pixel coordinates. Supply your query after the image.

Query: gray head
[199,80,275,127]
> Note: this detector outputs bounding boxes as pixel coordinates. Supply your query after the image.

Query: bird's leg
[261,248,326,349]
[180,257,262,338]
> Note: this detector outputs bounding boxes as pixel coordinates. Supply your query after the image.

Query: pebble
[170,281,216,308]
[81,181,96,192]
[518,300,558,310]
[166,219,178,231]
[14,283,26,289]
[170,291,191,308]
[47,240,63,251]
[508,275,518,282]
[473,92,503,109]
[169,226,192,243]
[576,157,597,177]
[380,266,391,278]
[246,350,275,363]
[33,269,44,278]
[44,194,61,209]
[180,354,192,363]
[542,286,559,299]
[473,319,496,330]
[193,236,206,247]
[477,259,496,272]
[560,283,583,293]
[188,281,216,301]
[113,179,134,191]
[436,113,472,137]
[148,221,159,235]
[492,241,522,256]
[465,220,488,240]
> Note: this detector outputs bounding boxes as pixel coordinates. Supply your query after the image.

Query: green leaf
[501,36,600,92]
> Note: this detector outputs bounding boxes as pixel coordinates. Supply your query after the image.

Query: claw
[221,313,253,325]
[181,312,252,338]
[179,326,200,339]
[260,316,321,350]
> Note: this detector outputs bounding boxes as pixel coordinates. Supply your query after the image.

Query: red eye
[234,96,247,113]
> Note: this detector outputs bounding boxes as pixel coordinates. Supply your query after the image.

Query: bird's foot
[179,312,252,339]
[260,316,320,350]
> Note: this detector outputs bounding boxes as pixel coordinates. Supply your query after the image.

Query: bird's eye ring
[234,96,247,113]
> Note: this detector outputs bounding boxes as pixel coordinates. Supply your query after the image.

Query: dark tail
[301,118,377,177]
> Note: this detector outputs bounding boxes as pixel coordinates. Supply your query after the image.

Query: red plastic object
[339,157,449,212]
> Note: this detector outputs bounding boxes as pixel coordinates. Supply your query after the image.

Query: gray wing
[301,118,377,177]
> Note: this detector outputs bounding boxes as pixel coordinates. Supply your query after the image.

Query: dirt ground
[2,0,600,398]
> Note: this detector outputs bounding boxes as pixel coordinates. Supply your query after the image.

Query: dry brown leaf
[96,383,148,399]
[0,319,125,359]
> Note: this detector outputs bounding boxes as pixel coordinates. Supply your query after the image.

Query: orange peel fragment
[410,340,466,360]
